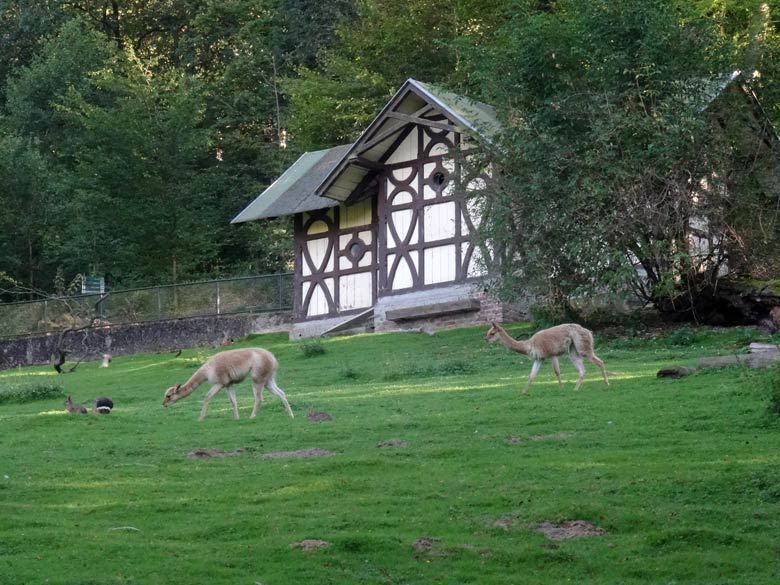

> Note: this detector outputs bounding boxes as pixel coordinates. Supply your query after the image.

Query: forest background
[0,0,778,318]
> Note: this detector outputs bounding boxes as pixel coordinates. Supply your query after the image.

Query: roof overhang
[231,144,352,223]
[232,79,500,222]
[316,79,500,203]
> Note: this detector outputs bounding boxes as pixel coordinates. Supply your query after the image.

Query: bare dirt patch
[458,543,493,557]
[187,448,246,459]
[291,539,331,552]
[529,432,575,442]
[505,432,574,445]
[259,447,334,460]
[377,438,408,449]
[412,536,440,553]
[531,520,606,541]
[491,514,519,531]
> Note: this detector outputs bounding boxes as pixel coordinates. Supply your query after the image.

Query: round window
[348,241,365,261]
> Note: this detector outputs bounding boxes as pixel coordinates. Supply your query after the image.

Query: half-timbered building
[233,79,519,338]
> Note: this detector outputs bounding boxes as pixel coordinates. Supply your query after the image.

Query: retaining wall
[0,312,292,371]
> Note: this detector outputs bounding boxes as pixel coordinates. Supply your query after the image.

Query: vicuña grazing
[485,322,609,394]
[162,348,294,421]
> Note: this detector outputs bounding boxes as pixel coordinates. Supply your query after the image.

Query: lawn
[1,323,780,584]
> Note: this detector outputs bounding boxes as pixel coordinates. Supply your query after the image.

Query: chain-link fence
[0,273,294,338]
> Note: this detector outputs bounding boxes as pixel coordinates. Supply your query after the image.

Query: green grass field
[2,323,780,584]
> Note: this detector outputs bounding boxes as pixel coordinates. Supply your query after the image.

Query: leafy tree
[3,18,114,153]
[54,59,215,286]
[0,134,54,294]
[465,0,778,320]
[284,0,514,149]
[0,0,69,93]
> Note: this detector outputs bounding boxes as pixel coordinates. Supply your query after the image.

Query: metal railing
[0,273,294,338]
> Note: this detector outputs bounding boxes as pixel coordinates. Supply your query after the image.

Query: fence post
[216,281,221,315]
[278,274,283,310]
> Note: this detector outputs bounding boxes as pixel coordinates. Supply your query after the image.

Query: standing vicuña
[485,322,609,395]
[162,348,294,421]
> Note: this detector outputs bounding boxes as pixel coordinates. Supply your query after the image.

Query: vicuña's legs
[586,354,609,386]
[199,383,224,421]
[523,360,542,395]
[550,356,563,389]
[569,355,587,391]
[250,378,265,418]
[226,386,240,419]
[266,376,294,418]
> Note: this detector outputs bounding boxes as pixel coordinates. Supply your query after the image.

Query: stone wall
[373,285,531,334]
[288,284,532,339]
[0,312,292,371]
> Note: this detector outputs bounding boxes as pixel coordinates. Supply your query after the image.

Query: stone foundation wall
[0,312,292,371]
[289,284,532,340]
[373,284,531,334]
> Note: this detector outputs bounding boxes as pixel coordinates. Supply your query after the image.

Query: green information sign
[81,276,105,295]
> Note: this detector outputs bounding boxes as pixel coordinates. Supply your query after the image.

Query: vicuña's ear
[174,383,182,392]
[490,322,498,327]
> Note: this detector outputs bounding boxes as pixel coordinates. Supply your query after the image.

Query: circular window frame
[430,166,449,192]
[345,237,367,263]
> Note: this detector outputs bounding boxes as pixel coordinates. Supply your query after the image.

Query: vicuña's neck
[181,366,209,396]
[495,327,529,354]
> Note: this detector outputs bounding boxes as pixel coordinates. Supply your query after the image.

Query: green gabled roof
[232,79,501,221]
[231,144,352,223]
[317,79,501,202]
[413,80,501,141]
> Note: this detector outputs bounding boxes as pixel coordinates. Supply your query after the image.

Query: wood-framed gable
[316,78,499,205]
[294,198,378,321]
[232,79,499,324]
[377,123,487,295]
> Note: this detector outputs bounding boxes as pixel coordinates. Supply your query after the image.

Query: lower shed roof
[231,144,352,223]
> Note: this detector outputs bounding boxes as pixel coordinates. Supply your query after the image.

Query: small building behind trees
[234,74,780,336]
[233,79,516,338]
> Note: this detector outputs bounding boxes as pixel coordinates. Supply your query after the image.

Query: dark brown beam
[385,111,459,133]
[349,156,384,170]
[356,122,406,155]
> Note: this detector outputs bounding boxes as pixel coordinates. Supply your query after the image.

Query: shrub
[381,358,477,381]
[339,362,359,380]
[666,326,698,346]
[529,300,581,329]
[0,381,64,404]
[298,338,326,358]
[439,359,477,375]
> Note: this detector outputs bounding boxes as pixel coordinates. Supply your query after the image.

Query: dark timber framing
[377,125,483,296]
[294,204,379,321]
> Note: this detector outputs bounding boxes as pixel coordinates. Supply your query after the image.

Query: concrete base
[288,315,373,340]
[374,284,507,333]
[287,284,532,339]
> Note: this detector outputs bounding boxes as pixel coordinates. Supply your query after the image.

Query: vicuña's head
[484,322,501,343]
[162,384,184,407]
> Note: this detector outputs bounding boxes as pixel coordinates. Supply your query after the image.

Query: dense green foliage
[2,324,780,583]
[0,1,778,310]
[464,0,780,318]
